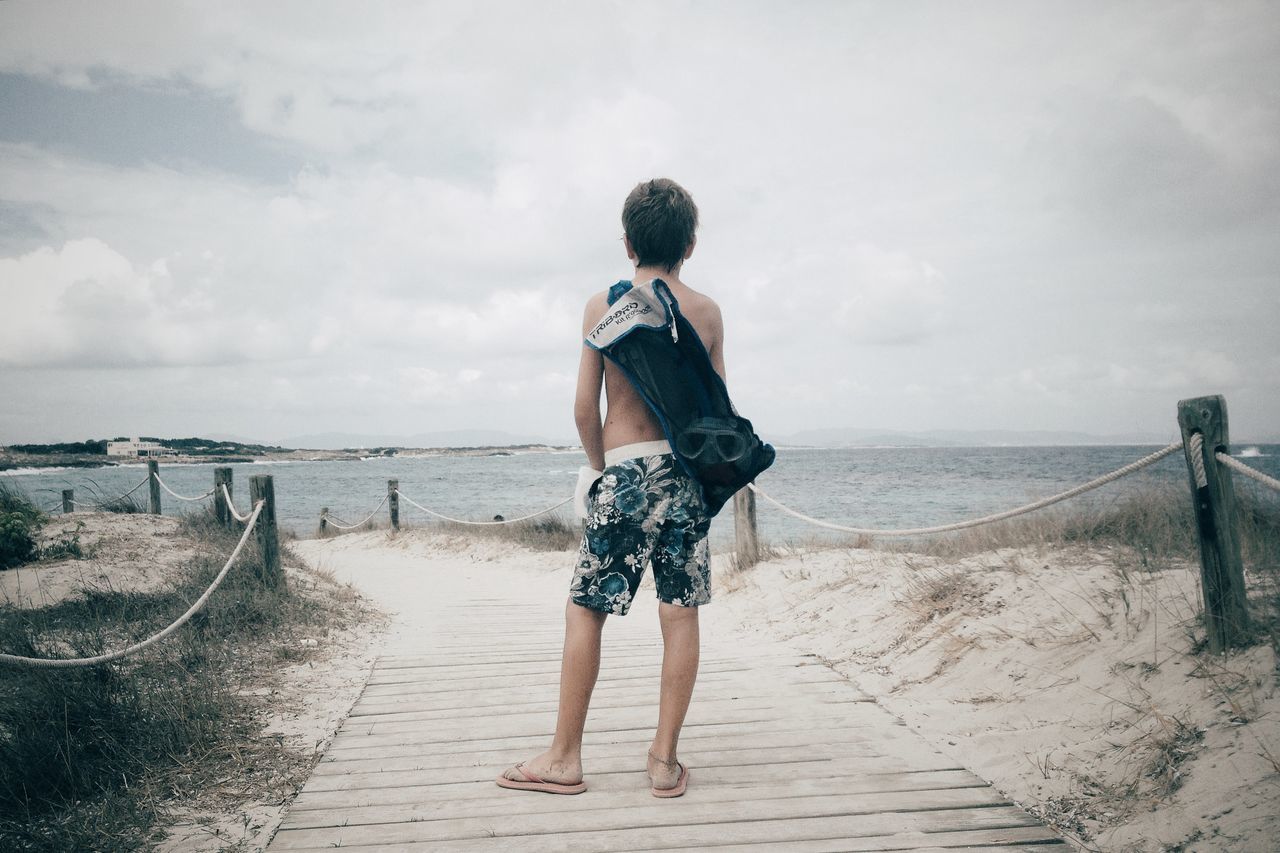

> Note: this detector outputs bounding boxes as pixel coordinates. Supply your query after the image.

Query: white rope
[749,441,1184,537]
[1188,432,1208,488]
[220,484,252,523]
[323,493,390,530]
[154,473,214,502]
[0,500,265,668]
[1217,452,1280,493]
[395,489,572,526]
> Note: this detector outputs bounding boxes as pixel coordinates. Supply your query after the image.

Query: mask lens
[677,431,711,459]
[716,433,747,462]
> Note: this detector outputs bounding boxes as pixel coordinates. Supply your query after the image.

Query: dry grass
[429,514,582,551]
[0,505,373,852]
[313,511,582,552]
[742,485,1280,650]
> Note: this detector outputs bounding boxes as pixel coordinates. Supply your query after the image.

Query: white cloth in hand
[574,465,603,520]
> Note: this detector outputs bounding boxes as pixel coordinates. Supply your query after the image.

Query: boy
[497,178,723,798]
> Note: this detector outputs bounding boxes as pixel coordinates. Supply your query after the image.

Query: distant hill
[775,427,1181,448]
[277,429,573,450]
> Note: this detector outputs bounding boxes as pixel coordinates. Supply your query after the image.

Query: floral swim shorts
[569,450,712,616]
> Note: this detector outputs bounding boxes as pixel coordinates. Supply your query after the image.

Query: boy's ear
[623,235,638,262]
[684,234,697,260]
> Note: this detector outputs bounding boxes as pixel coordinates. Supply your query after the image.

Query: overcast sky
[1,1,1277,445]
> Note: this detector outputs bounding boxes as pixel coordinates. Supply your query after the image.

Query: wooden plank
[316,721,920,765]
[351,674,862,711]
[269,803,1044,850]
[363,657,824,686]
[287,764,976,812]
[307,738,944,778]
[342,689,866,723]
[350,665,845,697]
[320,707,898,752]
[631,829,1069,853]
[273,787,1011,843]
[283,767,988,825]
[321,714,907,756]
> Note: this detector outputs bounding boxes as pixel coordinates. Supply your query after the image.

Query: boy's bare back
[577,276,725,459]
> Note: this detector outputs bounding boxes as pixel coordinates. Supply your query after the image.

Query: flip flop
[651,762,689,798]
[495,762,587,795]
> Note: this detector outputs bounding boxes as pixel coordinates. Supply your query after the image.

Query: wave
[1,466,76,476]
[1238,446,1265,458]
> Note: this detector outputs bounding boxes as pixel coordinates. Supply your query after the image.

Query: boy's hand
[573,465,603,519]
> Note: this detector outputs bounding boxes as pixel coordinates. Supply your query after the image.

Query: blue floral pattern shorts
[569,452,712,616]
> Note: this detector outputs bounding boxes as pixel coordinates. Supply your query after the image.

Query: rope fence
[220,483,253,523]
[324,493,390,530]
[155,472,214,503]
[0,499,265,668]
[5,393,1270,662]
[748,441,1183,537]
[394,488,572,526]
[1217,452,1280,493]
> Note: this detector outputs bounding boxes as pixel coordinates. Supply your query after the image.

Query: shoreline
[0,443,581,473]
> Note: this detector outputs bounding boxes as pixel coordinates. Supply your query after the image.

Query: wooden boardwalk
[269,585,1069,851]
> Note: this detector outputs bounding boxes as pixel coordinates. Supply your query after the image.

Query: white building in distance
[106,437,175,458]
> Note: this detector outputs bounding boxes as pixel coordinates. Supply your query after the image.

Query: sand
[714,543,1280,852]
[1,511,197,608]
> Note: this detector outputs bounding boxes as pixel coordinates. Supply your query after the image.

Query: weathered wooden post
[388,479,400,531]
[249,474,283,591]
[147,460,162,514]
[319,507,329,538]
[734,487,759,569]
[213,467,233,529]
[1177,395,1249,652]
[62,489,74,513]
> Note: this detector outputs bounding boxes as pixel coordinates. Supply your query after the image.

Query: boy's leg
[500,599,607,785]
[648,601,700,789]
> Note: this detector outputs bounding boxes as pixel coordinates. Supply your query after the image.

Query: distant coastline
[0,441,579,472]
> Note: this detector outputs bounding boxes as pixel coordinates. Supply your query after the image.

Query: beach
[4,507,1277,851]
[273,526,1277,851]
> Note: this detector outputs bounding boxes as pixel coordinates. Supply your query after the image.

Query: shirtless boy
[497,178,723,798]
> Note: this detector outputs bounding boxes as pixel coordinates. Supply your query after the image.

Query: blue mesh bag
[586,278,775,517]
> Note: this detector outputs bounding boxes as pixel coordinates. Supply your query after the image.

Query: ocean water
[7,445,1278,550]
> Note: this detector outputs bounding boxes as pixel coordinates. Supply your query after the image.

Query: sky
[1,0,1277,446]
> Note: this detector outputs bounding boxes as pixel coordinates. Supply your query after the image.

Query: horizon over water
[7,445,1278,551]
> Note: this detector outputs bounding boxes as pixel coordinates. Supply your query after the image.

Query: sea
[6,444,1278,550]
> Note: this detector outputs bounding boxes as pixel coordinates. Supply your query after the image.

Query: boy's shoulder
[581,279,721,332]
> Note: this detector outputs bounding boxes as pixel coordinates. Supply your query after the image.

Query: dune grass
[0,505,371,852]
[315,512,583,552]
[753,483,1280,651]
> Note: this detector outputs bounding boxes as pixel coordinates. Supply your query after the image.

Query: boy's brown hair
[622,178,699,272]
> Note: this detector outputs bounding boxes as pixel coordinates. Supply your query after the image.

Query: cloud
[1,2,1278,442]
[0,238,253,367]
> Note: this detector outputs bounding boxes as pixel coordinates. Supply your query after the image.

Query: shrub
[0,482,43,569]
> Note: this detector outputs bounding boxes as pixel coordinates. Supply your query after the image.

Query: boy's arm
[707,302,727,383]
[574,295,607,471]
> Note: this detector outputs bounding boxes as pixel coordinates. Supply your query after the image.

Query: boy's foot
[496,751,584,794]
[646,749,688,796]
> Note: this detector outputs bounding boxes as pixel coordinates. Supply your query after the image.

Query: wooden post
[249,474,283,591]
[1177,395,1249,652]
[734,487,760,569]
[62,489,74,513]
[388,479,400,531]
[147,459,162,514]
[213,467,233,528]
[319,507,329,538]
